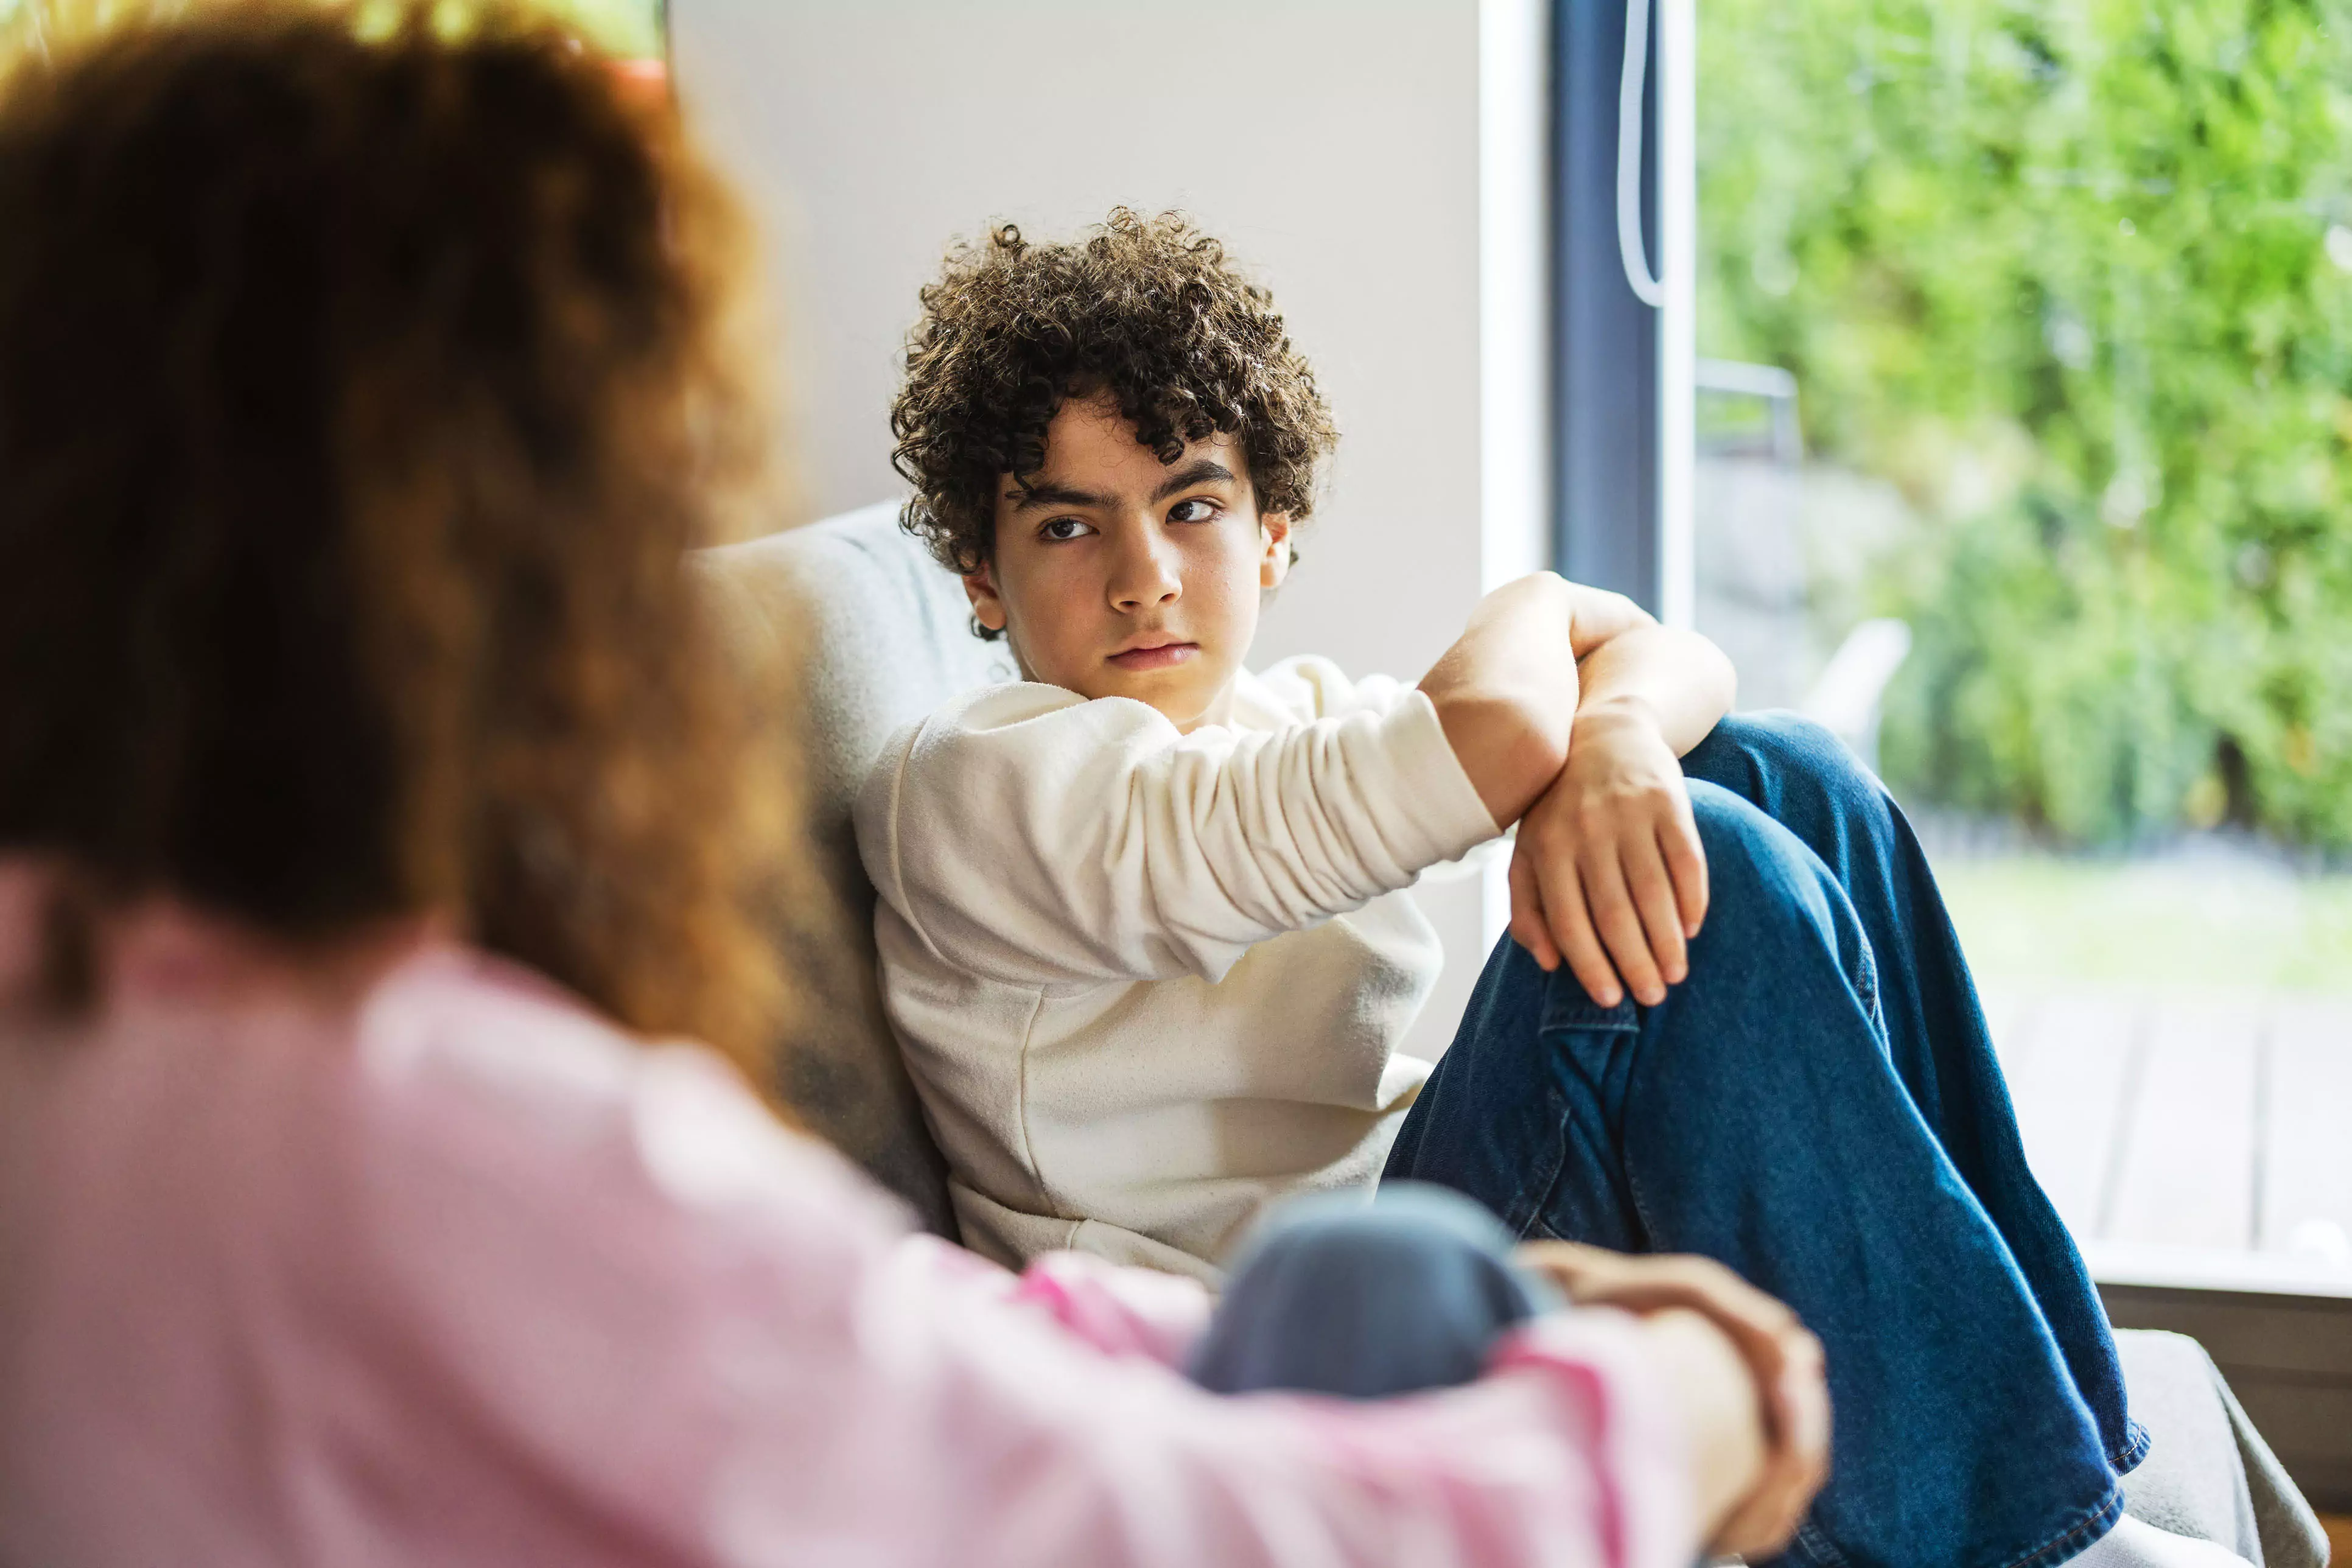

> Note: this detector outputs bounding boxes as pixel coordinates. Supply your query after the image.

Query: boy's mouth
[1108,638,1199,671]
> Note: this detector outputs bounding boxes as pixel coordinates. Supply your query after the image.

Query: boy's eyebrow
[1004,458,1240,513]
[1150,459,1237,501]
[1004,480,1111,514]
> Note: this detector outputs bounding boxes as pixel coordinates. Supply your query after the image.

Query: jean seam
[1517,1019,1658,1251]
[2108,1419,2151,1474]
[1537,995,1640,1036]
[1606,1018,1665,1252]
[1526,968,1638,1241]
[1502,1076,1575,1237]
[1790,1481,2125,1568]
[1521,1009,1637,1243]
[1617,1132,1664,1254]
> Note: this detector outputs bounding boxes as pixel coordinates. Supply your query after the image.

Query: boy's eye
[1167,498,1222,524]
[1040,517,1096,542]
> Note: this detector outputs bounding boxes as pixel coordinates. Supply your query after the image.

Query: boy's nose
[1109,533,1182,612]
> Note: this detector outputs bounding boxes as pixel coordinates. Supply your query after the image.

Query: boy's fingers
[1507,850,1559,970]
[1580,849,1665,1007]
[1534,853,1620,1007]
[1621,836,1687,986]
[1660,801,1710,937]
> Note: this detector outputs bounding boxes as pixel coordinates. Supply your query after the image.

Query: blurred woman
[0,12,1802,1565]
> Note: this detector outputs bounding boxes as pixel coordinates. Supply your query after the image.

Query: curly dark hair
[890,208,1337,635]
[0,7,800,1085]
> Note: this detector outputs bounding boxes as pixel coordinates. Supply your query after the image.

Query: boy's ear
[1259,512,1293,590]
[964,563,1009,632]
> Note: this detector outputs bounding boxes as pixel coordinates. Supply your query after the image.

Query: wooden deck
[1986,985,2352,1512]
[1985,985,2352,1284]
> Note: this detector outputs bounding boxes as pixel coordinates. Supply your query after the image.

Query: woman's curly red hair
[0,7,798,1084]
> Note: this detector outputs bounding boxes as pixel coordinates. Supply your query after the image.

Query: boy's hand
[1514,1241,1832,1561]
[1507,696,1709,1007]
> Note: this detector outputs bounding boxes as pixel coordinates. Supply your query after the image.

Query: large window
[1664,7,2352,1511]
[1687,0,2352,1491]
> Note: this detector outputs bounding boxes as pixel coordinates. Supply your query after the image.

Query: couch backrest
[693,502,1013,1235]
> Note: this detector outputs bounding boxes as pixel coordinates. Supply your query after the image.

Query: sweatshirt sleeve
[1249,654,1417,723]
[367,1032,1703,1568]
[855,680,1499,989]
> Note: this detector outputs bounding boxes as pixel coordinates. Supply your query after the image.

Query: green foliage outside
[0,0,662,61]
[1699,0,2352,850]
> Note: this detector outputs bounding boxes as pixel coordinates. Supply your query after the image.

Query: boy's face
[967,394,1290,732]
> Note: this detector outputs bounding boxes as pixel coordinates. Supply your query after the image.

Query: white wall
[672,0,1548,1060]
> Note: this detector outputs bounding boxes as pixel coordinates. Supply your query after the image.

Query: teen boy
[855,211,2237,1568]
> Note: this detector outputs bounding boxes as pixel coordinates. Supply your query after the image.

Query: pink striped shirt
[0,866,1696,1567]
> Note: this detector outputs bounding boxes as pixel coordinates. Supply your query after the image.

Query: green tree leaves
[1703,0,2352,846]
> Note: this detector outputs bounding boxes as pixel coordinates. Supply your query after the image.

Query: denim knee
[1685,778,1839,919]
[1684,712,1904,878]
[1692,709,1885,806]
[1681,779,1880,1024]
[1528,781,1852,1019]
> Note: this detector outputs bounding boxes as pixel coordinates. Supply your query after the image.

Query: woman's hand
[1507,696,1709,1007]
[1514,1241,1831,1561]
[1632,1309,1771,1552]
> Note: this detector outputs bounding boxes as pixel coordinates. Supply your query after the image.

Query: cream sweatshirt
[855,657,1500,1283]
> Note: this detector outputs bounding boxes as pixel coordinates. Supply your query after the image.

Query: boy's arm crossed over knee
[1420,573,1736,1009]
[857,678,1503,990]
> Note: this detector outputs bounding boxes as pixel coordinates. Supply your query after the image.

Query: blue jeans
[1368,712,2144,1568]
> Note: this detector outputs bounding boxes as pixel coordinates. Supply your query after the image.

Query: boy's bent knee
[1682,781,1862,986]
[1689,710,1883,810]
[1708,709,1846,766]
[1678,779,1881,1038]
[1686,780,1827,903]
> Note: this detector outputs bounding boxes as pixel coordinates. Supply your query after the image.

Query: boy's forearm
[1466,584,1733,1007]
[1423,575,1734,825]
[1572,623,1736,758]
[1421,575,1581,827]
